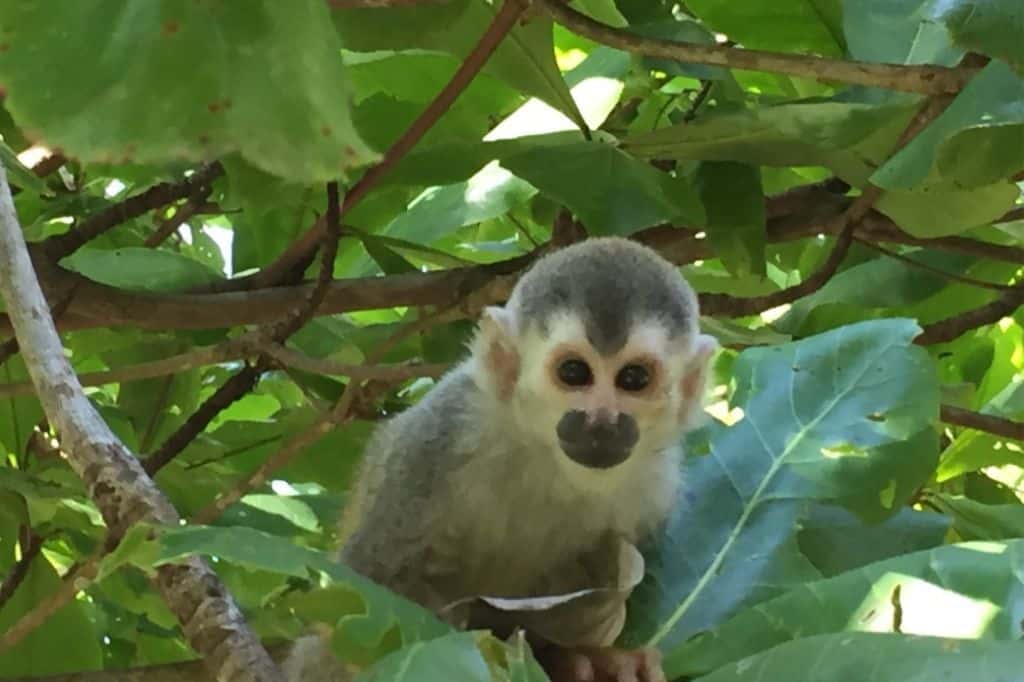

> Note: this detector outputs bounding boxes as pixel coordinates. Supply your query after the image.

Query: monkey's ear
[678,333,718,429]
[476,306,520,399]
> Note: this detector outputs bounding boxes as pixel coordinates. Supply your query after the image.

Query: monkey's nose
[556,410,639,469]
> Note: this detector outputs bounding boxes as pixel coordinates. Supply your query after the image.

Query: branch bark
[538,0,976,95]
[940,405,1024,441]
[0,165,284,681]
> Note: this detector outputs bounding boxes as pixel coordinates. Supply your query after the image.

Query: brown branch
[0,164,283,681]
[0,339,444,397]
[31,152,67,178]
[8,182,1024,336]
[0,529,43,615]
[940,404,1024,441]
[143,195,213,248]
[538,0,975,95]
[916,288,1024,345]
[252,0,529,288]
[144,182,344,475]
[42,162,223,260]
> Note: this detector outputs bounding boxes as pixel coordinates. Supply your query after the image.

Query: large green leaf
[622,319,939,655]
[931,494,1024,541]
[0,1,376,181]
[873,61,1024,190]
[352,632,491,682]
[331,0,587,131]
[671,540,1023,677]
[60,248,225,293]
[501,141,705,235]
[623,100,915,168]
[697,632,1024,682]
[928,0,1024,70]
[797,505,951,577]
[685,0,845,57]
[843,0,964,66]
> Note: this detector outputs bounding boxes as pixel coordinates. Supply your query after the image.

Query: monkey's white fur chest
[443,405,682,597]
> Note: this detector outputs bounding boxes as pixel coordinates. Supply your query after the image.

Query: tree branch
[0,529,43,615]
[940,404,1024,441]
[252,0,530,288]
[41,162,223,260]
[538,0,975,95]
[916,287,1024,345]
[0,165,283,681]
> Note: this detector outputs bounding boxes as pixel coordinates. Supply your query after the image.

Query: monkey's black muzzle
[556,410,639,469]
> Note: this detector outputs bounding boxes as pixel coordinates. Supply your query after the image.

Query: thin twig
[539,0,975,95]
[0,339,444,398]
[143,196,212,248]
[252,0,530,288]
[940,404,1024,441]
[0,529,43,615]
[42,162,223,260]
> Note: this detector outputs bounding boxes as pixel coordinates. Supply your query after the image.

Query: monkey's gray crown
[508,238,695,355]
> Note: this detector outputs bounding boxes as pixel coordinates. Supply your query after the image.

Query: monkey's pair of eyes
[557,359,651,392]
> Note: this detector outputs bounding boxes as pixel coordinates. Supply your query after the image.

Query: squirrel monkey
[285,237,717,682]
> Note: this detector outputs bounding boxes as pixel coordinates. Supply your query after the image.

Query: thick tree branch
[252,0,529,288]
[940,405,1024,441]
[0,165,283,682]
[538,0,975,95]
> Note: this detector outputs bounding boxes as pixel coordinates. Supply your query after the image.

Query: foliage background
[1,0,1024,679]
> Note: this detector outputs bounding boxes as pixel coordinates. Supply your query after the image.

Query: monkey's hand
[536,645,666,682]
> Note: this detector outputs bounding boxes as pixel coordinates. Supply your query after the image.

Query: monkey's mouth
[558,441,632,469]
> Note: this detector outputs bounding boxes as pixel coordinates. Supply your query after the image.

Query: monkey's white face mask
[471,306,717,476]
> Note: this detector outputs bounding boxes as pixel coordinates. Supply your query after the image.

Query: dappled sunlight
[852,571,1000,638]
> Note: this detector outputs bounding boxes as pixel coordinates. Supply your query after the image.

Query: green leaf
[332,0,587,131]
[501,141,704,235]
[695,162,765,276]
[0,536,104,676]
[685,0,845,56]
[928,0,1024,70]
[352,632,491,682]
[384,162,537,245]
[931,494,1024,541]
[0,1,376,182]
[672,540,1024,677]
[0,142,50,196]
[696,632,1024,682]
[873,61,1024,190]
[843,0,964,66]
[0,357,44,457]
[623,319,939,653]
[797,505,950,577]
[624,100,915,168]
[59,248,225,293]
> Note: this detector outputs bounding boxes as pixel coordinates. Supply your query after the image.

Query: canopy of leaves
[1,0,1023,679]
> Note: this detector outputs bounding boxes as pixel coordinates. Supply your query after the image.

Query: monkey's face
[505,314,715,472]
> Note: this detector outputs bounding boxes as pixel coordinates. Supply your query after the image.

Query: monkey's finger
[637,648,666,682]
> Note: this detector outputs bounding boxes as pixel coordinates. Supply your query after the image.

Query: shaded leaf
[929,0,1024,70]
[501,141,704,235]
[931,494,1024,541]
[695,162,765,276]
[0,1,376,181]
[685,0,844,56]
[697,632,1024,682]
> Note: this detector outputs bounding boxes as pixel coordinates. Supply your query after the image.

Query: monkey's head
[471,237,717,473]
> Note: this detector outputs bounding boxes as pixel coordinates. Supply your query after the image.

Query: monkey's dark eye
[616,364,650,392]
[557,359,593,387]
